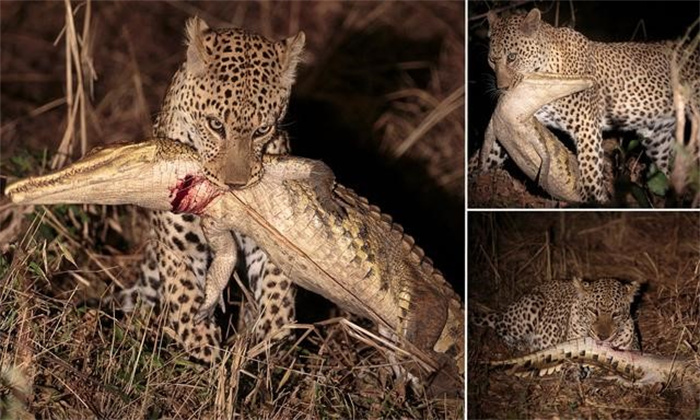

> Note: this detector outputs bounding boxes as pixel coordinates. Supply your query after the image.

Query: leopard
[471,277,641,352]
[116,17,305,363]
[480,8,700,202]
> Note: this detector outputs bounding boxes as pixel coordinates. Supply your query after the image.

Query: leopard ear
[185,17,211,77]
[277,31,306,87]
[573,276,588,295]
[521,8,541,36]
[487,11,498,27]
[626,281,641,302]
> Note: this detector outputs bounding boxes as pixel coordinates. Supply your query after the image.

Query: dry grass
[0,1,464,418]
[468,212,700,419]
[669,20,700,204]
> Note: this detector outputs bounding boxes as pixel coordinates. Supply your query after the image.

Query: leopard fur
[472,277,640,352]
[117,17,305,362]
[482,8,700,202]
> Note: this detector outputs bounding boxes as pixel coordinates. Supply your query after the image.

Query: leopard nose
[494,66,513,89]
[226,160,263,188]
[496,78,510,90]
[220,142,253,186]
[592,314,614,341]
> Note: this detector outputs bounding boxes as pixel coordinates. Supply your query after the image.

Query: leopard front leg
[236,233,296,341]
[113,230,162,312]
[151,211,222,363]
[610,317,640,351]
[574,116,607,202]
[541,89,608,202]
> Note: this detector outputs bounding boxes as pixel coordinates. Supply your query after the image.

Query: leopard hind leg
[637,120,677,177]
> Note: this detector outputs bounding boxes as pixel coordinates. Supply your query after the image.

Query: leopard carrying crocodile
[488,337,700,388]
[5,140,465,396]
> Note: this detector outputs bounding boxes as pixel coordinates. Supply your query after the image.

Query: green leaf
[646,170,669,197]
[625,139,641,153]
[631,185,651,207]
[9,154,33,175]
[28,261,45,278]
[57,241,78,268]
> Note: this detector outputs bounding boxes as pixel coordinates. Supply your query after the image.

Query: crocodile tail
[488,338,654,383]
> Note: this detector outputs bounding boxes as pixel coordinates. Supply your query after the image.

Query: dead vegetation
[0,1,464,418]
[468,212,700,419]
[670,20,700,205]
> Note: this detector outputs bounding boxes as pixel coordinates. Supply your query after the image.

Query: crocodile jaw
[503,72,594,118]
[5,139,222,214]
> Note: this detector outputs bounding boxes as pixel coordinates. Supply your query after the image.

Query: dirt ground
[468,212,700,419]
[0,1,464,418]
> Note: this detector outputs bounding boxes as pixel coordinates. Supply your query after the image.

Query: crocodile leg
[198,217,237,320]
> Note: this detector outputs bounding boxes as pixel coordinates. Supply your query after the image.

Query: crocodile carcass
[5,139,464,396]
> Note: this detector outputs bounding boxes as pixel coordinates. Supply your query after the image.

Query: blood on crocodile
[169,175,221,214]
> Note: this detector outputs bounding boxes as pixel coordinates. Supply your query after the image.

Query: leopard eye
[207,117,225,137]
[253,124,273,138]
[507,52,517,63]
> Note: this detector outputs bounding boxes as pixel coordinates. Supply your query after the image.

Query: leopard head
[159,17,305,187]
[487,8,549,90]
[574,277,639,345]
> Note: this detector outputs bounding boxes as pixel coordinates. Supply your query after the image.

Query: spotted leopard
[481,8,700,202]
[472,277,640,352]
[117,17,305,362]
